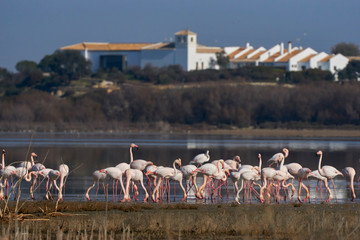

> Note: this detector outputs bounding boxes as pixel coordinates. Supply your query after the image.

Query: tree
[338,60,360,81]
[216,51,229,69]
[38,50,92,80]
[15,60,38,74]
[331,42,360,56]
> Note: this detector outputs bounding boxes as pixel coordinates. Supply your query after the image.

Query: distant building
[61,30,349,76]
[225,41,349,76]
[61,30,222,72]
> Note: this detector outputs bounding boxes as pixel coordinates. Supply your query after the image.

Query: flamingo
[180,164,199,197]
[122,168,149,202]
[212,159,237,171]
[342,167,356,201]
[195,159,224,199]
[211,169,230,200]
[224,155,241,170]
[267,148,289,168]
[169,166,187,202]
[115,143,138,172]
[230,154,262,193]
[58,164,69,201]
[297,167,312,203]
[85,170,107,201]
[100,167,126,201]
[190,150,210,166]
[149,158,182,202]
[0,149,16,198]
[17,152,38,170]
[45,170,60,200]
[272,170,295,199]
[235,170,261,204]
[308,170,328,202]
[316,150,343,202]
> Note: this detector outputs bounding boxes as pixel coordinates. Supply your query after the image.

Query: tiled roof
[197,47,223,53]
[319,55,333,62]
[227,48,246,59]
[234,49,256,59]
[143,42,175,50]
[60,42,154,51]
[248,50,266,59]
[262,52,281,62]
[174,30,197,36]
[276,49,302,62]
[299,54,317,62]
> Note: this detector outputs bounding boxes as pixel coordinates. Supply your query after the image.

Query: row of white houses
[61,30,349,75]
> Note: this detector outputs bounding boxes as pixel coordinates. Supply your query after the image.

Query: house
[61,30,349,76]
[61,30,223,72]
[226,41,349,77]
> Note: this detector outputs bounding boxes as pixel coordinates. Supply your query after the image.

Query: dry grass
[1,202,360,239]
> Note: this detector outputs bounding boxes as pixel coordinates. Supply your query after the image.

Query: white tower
[174,30,197,71]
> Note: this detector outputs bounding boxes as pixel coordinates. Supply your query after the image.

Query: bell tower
[174,30,197,71]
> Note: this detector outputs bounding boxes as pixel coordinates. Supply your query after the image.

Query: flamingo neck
[318,153,323,174]
[258,157,262,170]
[30,156,35,166]
[130,146,134,163]
[279,156,285,170]
[1,153,4,168]
[172,161,177,173]
[215,161,222,176]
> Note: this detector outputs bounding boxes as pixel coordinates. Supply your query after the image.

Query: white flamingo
[190,150,210,166]
[85,170,107,201]
[316,150,343,202]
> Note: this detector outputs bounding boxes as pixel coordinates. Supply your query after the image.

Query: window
[191,37,193,42]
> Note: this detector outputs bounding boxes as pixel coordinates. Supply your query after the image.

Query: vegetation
[331,42,360,56]
[0,46,360,132]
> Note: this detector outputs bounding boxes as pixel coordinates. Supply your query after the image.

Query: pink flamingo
[45,170,60,200]
[342,167,356,201]
[224,155,241,170]
[297,167,312,203]
[100,167,126,201]
[85,170,107,201]
[316,150,343,202]
[58,164,69,201]
[195,159,224,199]
[308,170,328,202]
[149,158,182,202]
[180,164,199,196]
[0,149,16,198]
[115,143,138,172]
[267,148,289,168]
[17,152,38,170]
[235,170,261,204]
[122,168,149,202]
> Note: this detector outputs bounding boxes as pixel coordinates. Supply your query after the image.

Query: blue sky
[1,0,359,71]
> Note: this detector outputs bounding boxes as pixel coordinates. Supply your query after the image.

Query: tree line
[0,82,360,131]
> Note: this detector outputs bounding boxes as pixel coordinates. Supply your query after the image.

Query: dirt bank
[1,201,360,239]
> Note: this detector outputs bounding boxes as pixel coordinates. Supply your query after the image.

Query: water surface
[1,132,359,203]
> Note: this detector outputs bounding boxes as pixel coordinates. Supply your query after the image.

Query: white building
[61,30,222,72]
[226,41,349,75]
[61,30,349,75]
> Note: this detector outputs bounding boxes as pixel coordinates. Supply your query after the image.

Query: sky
[1,0,359,72]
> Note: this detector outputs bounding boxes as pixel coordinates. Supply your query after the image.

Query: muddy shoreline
[1,201,360,239]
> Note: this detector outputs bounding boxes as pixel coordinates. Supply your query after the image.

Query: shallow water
[1,132,359,203]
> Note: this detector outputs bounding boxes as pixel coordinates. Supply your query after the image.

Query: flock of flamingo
[0,149,69,201]
[0,143,356,204]
[85,143,358,204]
